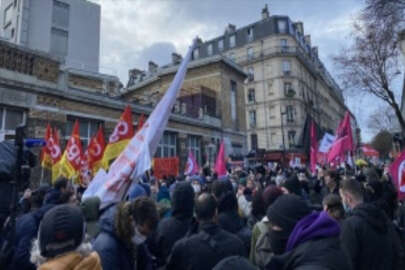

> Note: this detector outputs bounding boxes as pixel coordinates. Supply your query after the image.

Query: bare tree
[371,130,393,158]
[367,105,401,133]
[364,0,405,19]
[334,2,405,135]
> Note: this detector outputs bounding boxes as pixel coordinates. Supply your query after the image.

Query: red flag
[79,150,92,186]
[361,145,379,157]
[310,120,318,174]
[389,150,405,200]
[215,141,227,177]
[137,114,145,131]
[40,123,53,169]
[185,150,200,176]
[328,111,353,163]
[88,126,106,174]
[60,120,83,181]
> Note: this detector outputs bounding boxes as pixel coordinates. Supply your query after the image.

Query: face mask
[268,228,290,255]
[132,226,147,245]
[192,184,201,194]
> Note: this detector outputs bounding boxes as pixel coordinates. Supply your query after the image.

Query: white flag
[318,133,335,153]
[83,39,197,207]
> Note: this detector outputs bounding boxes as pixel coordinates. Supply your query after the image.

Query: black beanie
[282,176,301,196]
[267,194,310,233]
[39,205,85,258]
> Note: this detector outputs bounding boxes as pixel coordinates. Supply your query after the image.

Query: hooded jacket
[9,204,54,270]
[151,182,197,266]
[37,251,102,270]
[340,203,403,270]
[267,211,352,270]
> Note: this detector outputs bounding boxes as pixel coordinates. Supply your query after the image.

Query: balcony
[202,114,222,127]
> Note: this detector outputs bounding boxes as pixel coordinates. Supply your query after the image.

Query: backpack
[253,220,274,269]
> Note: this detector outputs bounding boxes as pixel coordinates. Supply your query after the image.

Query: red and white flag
[185,150,200,176]
[328,111,354,163]
[389,150,405,200]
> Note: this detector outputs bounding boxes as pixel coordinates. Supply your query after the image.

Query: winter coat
[93,205,155,270]
[150,182,196,266]
[37,251,102,270]
[267,211,352,270]
[9,204,54,270]
[166,222,247,270]
[250,217,271,268]
[340,203,404,270]
[218,210,252,252]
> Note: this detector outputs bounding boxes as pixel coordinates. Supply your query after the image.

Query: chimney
[225,24,236,34]
[261,4,269,20]
[312,46,318,58]
[294,22,304,35]
[129,68,143,78]
[148,61,158,74]
[172,52,182,65]
[304,35,311,46]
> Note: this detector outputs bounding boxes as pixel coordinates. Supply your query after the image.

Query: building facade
[0,0,100,72]
[190,5,355,159]
[0,39,246,184]
[124,54,248,164]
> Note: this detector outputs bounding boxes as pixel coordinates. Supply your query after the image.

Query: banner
[318,133,335,153]
[185,150,199,176]
[101,105,134,170]
[83,39,196,206]
[153,157,180,180]
[389,150,405,200]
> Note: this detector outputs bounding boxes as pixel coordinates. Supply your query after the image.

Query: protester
[80,196,101,240]
[151,182,197,267]
[322,169,340,198]
[265,194,351,270]
[339,179,404,270]
[166,193,247,270]
[43,178,69,205]
[93,197,159,270]
[30,204,102,270]
[322,194,345,223]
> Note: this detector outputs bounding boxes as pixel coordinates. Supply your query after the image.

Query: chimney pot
[148,61,158,74]
[261,4,269,20]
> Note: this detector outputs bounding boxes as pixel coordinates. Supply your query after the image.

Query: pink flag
[362,145,379,157]
[185,150,200,176]
[215,141,227,177]
[310,120,318,174]
[328,111,353,163]
[389,150,405,200]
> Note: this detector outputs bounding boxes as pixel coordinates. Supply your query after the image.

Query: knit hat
[39,205,85,258]
[267,194,310,233]
[282,176,302,196]
[262,185,283,208]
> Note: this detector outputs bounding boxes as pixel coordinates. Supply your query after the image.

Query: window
[4,4,13,27]
[269,105,276,119]
[282,60,291,75]
[52,0,70,29]
[247,27,254,42]
[248,88,255,103]
[251,134,258,150]
[278,20,287,33]
[281,39,288,52]
[288,130,296,147]
[188,135,201,165]
[50,27,68,56]
[10,28,14,38]
[155,132,177,158]
[13,0,18,8]
[218,39,224,51]
[207,43,213,56]
[66,117,103,146]
[193,48,199,59]
[286,105,295,123]
[0,106,25,136]
[230,80,237,122]
[247,47,254,60]
[229,34,236,48]
[284,82,292,96]
[249,110,256,127]
[3,24,12,39]
[247,67,254,81]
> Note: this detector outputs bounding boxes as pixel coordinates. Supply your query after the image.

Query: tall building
[0,0,100,72]
[191,5,355,161]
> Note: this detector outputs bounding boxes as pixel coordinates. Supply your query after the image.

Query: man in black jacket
[166,193,246,270]
[340,179,404,270]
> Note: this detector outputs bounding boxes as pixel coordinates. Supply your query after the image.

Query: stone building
[124,54,248,165]
[0,39,246,184]
[189,5,358,161]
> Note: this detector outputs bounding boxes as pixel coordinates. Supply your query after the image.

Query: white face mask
[132,226,147,245]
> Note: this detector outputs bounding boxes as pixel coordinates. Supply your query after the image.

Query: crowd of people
[1,162,405,270]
